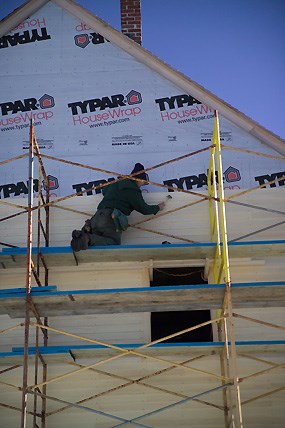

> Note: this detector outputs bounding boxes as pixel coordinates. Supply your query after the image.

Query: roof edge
[0,0,49,37]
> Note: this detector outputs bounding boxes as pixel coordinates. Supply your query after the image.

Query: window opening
[150,267,212,342]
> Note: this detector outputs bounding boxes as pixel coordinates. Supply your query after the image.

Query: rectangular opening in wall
[150,267,212,343]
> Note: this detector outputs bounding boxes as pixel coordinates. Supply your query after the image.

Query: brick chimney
[120,0,142,45]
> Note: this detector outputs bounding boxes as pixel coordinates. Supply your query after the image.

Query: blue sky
[1,0,284,139]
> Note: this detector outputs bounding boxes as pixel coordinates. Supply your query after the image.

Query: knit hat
[130,163,149,182]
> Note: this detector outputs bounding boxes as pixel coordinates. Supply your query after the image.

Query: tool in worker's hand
[158,194,172,211]
[164,194,172,205]
[161,195,173,244]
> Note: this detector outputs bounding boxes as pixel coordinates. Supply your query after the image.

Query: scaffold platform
[0,281,285,318]
[1,240,285,269]
[0,341,284,365]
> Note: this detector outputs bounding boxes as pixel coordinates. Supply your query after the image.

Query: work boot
[72,229,82,239]
[71,230,90,252]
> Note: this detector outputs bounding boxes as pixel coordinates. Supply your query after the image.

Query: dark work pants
[89,208,122,246]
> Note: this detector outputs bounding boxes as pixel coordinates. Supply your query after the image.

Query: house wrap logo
[164,166,241,192]
[0,94,55,116]
[72,166,242,197]
[43,175,59,191]
[0,18,51,49]
[224,166,241,183]
[255,170,285,188]
[72,178,115,196]
[0,94,55,129]
[68,90,142,127]
[155,94,214,123]
[74,22,108,48]
[74,33,108,48]
[0,175,59,199]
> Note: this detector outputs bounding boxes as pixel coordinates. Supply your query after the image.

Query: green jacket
[97,179,160,216]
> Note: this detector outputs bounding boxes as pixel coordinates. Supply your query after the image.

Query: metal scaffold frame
[208,111,242,426]
[1,121,51,428]
[0,114,285,427]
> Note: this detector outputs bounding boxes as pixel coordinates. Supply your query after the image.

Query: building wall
[0,2,284,425]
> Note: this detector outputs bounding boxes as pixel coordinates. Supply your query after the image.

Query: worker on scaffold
[71,163,165,252]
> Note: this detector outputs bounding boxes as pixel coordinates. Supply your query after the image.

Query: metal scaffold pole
[21,120,35,428]
[214,110,243,428]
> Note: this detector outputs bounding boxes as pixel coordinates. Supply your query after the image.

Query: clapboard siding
[0,354,284,427]
[209,258,285,342]
[1,188,284,248]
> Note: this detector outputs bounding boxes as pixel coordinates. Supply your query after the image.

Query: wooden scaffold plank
[0,281,285,317]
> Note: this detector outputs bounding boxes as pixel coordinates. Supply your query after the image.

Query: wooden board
[1,240,285,269]
[1,282,285,317]
[1,341,285,365]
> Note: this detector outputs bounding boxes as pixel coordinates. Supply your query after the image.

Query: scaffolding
[0,114,285,427]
